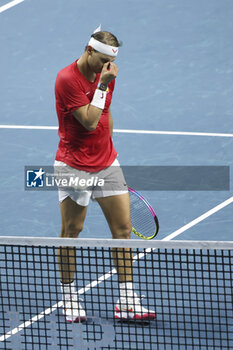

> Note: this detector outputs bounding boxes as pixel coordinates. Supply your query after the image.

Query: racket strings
[129,192,156,238]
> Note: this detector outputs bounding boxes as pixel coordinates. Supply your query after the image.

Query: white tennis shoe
[62,295,86,322]
[114,293,156,320]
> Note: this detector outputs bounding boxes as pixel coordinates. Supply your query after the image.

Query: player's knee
[112,222,132,239]
[60,222,83,238]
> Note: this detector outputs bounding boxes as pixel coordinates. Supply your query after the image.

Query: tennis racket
[128,187,159,240]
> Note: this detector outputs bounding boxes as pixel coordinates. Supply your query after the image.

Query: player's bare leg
[57,197,88,322]
[96,192,132,281]
[96,193,156,320]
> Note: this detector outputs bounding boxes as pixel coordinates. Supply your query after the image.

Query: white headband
[88,25,119,57]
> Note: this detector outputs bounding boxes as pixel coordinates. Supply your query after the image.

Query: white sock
[119,282,134,298]
[60,281,76,298]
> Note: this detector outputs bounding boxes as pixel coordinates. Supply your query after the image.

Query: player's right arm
[72,104,103,131]
[72,62,118,131]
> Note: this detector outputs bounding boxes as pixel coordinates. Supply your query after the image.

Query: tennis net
[0,237,233,350]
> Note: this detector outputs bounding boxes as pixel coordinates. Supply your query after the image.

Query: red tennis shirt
[55,60,117,172]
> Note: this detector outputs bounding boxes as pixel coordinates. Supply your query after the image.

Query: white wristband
[90,89,107,110]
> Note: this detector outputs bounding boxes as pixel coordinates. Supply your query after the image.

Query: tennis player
[54,26,156,322]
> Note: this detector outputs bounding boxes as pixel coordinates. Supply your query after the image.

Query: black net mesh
[0,238,233,350]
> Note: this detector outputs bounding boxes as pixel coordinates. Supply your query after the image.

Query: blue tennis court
[0,0,233,348]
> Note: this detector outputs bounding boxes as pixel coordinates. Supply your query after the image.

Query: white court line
[114,129,233,138]
[1,195,233,342]
[0,124,233,137]
[0,125,58,130]
[0,0,24,13]
[162,196,233,241]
